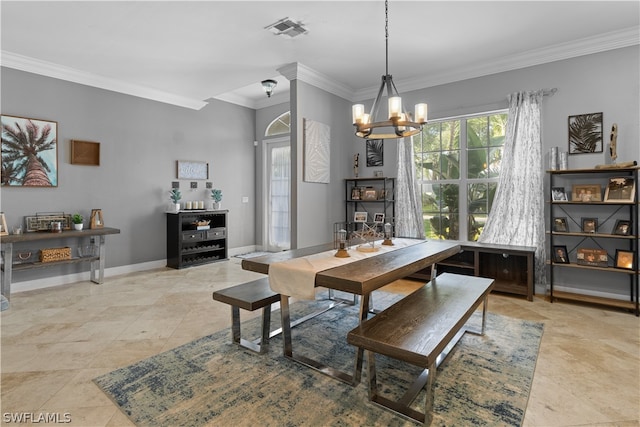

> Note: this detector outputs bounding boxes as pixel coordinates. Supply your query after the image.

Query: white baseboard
[9,245,258,294]
[10,259,167,294]
[540,284,630,301]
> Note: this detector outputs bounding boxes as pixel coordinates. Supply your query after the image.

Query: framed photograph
[553,246,570,264]
[362,188,378,201]
[576,248,608,267]
[614,250,635,270]
[351,187,361,200]
[1,115,58,187]
[373,213,385,223]
[366,139,383,167]
[571,184,602,202]
[612,219,631,236]
[581,217,598,233]
[604,177,635,203]
[70,140,100,166]
[354,211,367,223]
[177,160,209,180]
[553,217,568,232]
[551,187,568,201]
[568,112,603,154]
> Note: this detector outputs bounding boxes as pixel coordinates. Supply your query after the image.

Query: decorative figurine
[354,153,359,178]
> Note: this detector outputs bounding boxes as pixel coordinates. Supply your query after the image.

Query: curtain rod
[543,88,558,96]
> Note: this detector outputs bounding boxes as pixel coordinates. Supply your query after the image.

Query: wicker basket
[40,247,72,263]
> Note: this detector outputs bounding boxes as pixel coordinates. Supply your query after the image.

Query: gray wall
[342,46,639,297]
[3,44,638,298]
[1,67,257,287]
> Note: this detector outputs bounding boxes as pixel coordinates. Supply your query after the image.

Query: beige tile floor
[1,257,639,426]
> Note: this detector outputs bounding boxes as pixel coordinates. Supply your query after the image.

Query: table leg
[279,292,369,386]
[1,242,13,300]
[90,236,106,284]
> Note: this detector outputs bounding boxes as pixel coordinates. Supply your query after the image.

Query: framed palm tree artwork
[568,112,603,154]
[1,115,58,187]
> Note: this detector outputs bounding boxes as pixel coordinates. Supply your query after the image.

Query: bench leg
[230,305,272,354]
[465,294,489,336]
[423,361,436,426]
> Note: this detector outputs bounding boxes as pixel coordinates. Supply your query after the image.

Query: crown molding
[277,62,353,100]
[3,25,637,109]
[1,51,208,110]
[353,26,640,101]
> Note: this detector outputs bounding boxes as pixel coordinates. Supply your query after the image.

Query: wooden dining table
[241,239,461,384]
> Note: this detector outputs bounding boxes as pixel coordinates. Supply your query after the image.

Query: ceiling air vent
[265,17,308,38]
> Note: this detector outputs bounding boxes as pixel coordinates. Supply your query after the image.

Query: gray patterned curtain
[395,137,425,239]
[479,90,546,284]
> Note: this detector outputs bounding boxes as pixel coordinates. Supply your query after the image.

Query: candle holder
[382,222,394,246]
[335,229,350,258]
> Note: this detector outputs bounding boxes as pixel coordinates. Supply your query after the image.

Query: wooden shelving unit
[548,166,639,315]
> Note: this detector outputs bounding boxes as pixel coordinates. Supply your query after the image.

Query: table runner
[268,238,424,299]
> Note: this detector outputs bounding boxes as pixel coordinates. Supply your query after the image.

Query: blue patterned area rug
[94,292,543,426]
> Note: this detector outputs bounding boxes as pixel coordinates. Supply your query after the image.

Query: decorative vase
[213,201,221,210]
[175,203,181,212]
[74,223,83,231]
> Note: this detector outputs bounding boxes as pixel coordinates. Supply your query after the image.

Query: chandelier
[351,0,427,139]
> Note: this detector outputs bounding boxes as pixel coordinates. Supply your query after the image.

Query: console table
[0,227,120,300]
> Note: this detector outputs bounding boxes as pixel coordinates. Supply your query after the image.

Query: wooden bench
[347,273,494,426]
[212,277,280,354]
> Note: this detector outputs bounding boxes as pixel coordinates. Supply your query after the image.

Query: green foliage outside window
[415,113,507,241]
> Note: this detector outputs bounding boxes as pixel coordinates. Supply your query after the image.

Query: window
[413,111,508,241]
[265,111,290,136]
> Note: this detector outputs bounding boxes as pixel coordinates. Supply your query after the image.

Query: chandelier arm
[368,77,387,123]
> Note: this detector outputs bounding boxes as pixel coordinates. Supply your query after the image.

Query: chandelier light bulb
[352,104,365,124]
[415,103,428,123]
[388,97,402,119]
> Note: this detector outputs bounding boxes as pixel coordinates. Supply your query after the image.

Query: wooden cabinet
[434,242,535,301]
[548,167,638,315]
[166,211,228,269]
[345,177,395,225]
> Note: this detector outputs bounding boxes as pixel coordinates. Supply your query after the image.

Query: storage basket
[40,247,72,263]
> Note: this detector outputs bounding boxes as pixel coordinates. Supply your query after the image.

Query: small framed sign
[177,160,209,180]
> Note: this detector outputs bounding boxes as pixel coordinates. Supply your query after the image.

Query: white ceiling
[1,1,639,110]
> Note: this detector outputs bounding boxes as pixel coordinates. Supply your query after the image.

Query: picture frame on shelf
[568,112,603,154]
[614,250,635,270]
[581,217,598,233]
[571,184,602,202]
[373,213,385,223]
[362,188,378,201]
[553,217,568,232]
[612,219,631,236]
[354,211,367,223]
[552,245,570,264]
[351,187,361,200]
[576,248,608,267]
[551,187,568,201]
[604,177,636,203]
